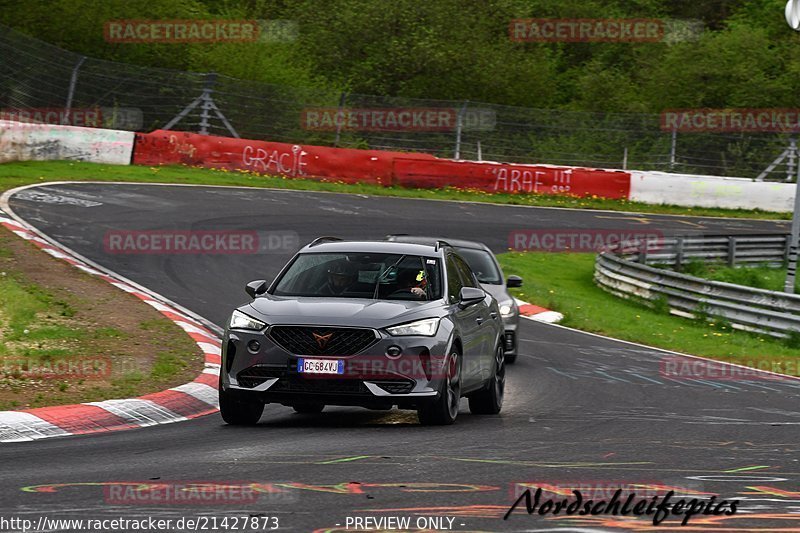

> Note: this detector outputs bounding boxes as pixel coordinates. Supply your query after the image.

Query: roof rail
[308,236,343,247]
[383,233,408,240]
[434,240,451,252]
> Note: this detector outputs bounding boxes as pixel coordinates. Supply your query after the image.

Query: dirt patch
[0,224,204,410]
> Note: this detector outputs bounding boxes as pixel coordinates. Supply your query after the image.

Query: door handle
[490,311,498,319]
[475,317,484,325]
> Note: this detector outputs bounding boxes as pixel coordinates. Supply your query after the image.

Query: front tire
[418,349,462,426]
[468,344,505,415]
[219,379,264,426]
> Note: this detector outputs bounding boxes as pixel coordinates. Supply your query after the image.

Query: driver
[394,269,426,299]
[322,260,358,296]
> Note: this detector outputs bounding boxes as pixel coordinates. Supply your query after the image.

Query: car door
[446,253,482,389]
[454,254,495,382]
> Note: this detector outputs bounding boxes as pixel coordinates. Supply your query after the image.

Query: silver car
[385,235,522,363]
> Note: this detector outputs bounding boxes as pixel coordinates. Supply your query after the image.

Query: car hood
[243,295,444,329]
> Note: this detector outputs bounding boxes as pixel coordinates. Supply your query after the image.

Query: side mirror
[506,275,523,288]
[245,280,268,299]
[458,287,486,308]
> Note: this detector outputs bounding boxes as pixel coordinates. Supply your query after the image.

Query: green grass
[497,252,800,369]
[681,260,800,293]
[150,352,188,381]
[0,160,790,220]
[0,276,78,345]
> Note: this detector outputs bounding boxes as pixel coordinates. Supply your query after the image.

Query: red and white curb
[0,213,221,443]
[515,298,564,324]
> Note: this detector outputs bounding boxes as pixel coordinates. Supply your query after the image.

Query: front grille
[236,365,413,395]
[271,376,369,395]
[269,326,377,356]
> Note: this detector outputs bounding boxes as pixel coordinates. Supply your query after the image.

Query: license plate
[297,358,344,375]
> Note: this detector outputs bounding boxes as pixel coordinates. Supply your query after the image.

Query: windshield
[454,248,502,284]
[272,252,443,300]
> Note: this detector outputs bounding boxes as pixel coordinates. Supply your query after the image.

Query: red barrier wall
[133,130,631,198]
[393,158,631,198]
[133,130,435,185]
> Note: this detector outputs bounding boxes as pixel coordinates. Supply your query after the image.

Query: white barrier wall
[629,171,795,213]
[0,120,133,165]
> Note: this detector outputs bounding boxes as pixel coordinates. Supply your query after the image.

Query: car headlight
[229,310,267,331]
[386,318,440,336]
[500,303,516,317]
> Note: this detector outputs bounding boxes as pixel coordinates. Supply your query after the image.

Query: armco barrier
[0,120,134,165]
[133,130,436,186]
[595,235,800,339]
[134,129,631,197]
[394,158,631,198]
[629,171,795,213]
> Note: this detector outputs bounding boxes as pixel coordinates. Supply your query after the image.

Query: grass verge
[680,260,799,293]
[0,225,203,410]
[497,252,800,372]
[0,160,790,220]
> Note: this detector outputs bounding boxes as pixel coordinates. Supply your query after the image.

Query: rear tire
[219,379,264,426]
[418,349,461,426]
[468,345,505,415]
[293,403,325,414]
[504,353,517,364]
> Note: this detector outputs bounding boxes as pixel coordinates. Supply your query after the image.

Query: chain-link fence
[0,23,796,180]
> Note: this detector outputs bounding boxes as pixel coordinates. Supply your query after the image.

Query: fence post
[675,237,685,271]
[333,92,347,147]
[669,125,678,171]
[784,162,800,293]
[198,72,218,136]
[454,101,468,159]
[727,236,737,267]
[64,55,86,126]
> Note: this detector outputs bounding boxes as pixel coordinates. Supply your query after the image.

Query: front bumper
[221,324,452,409]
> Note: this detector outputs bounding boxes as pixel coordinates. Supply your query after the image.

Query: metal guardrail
[595,234,800,338]
[617,234,790,269]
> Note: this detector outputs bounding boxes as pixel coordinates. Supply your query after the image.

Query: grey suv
[220,238,506,426]
[385,235,522,362]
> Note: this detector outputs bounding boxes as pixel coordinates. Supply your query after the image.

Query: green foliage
[1,0,795,113]
[787,330,800,349]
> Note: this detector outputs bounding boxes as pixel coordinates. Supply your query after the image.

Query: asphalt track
[1,182,799,533]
